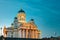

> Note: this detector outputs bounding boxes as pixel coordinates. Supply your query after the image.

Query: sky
[0,0,60,38]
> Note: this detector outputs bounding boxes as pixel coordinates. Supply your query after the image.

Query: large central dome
[18,9,25,13]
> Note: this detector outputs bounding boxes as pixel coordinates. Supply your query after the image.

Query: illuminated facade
[3,9,41,39]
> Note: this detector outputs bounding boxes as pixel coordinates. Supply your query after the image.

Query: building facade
[3,9,41,39]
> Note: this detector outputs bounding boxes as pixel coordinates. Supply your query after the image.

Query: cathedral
[3,9,41,39]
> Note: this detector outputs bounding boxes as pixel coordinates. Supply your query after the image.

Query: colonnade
[19,29,40,39]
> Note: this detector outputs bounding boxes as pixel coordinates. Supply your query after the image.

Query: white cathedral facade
[3,9,41,39]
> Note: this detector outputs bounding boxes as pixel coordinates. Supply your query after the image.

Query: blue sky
[0,0,60,38]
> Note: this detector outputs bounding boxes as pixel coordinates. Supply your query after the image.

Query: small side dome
[18,9,25,13]
[30,19,34,21]
[14,17,17,19]
[11,23,14,25]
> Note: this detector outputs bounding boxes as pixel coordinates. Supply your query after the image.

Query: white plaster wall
[13,31,18,38]
[7,31,11,37]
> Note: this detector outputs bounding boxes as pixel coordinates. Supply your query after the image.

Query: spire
[18,9,25,13]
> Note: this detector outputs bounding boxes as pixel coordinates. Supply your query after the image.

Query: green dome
[18,9,25,13]
[14,17,17,19]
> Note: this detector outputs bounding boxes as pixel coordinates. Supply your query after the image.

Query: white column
[26,29,28,38]
[19,29,21,38]
[21,29,24,38]
[21,29,23,38]
[22,29,25,38]
[32,30,34,38]
[35,30,38,39]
